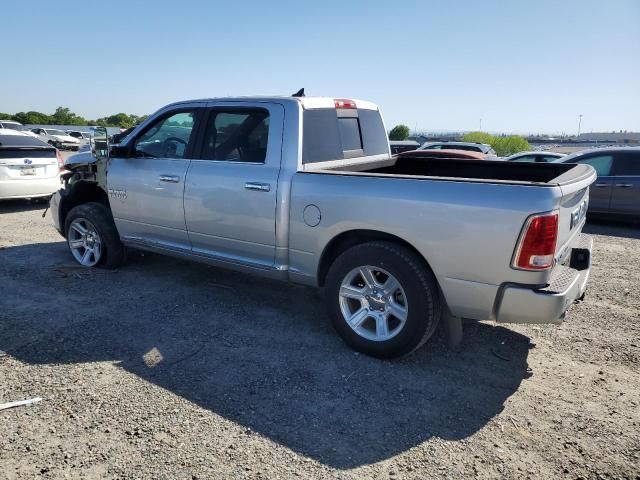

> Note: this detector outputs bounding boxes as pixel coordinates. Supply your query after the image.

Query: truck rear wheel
[324,241,441,358]
[64,202,126,269]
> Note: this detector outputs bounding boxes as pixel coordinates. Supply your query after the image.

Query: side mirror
[92,126,109,160]
[110,144,130,158]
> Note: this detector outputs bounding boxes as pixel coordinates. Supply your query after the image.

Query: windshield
[47,129,67,136]
[1,122,24,131]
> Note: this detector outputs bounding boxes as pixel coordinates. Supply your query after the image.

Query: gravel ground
[0,199,639,480]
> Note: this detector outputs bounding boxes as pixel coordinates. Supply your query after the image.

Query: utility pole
[479,118,482,131]
[577,114,583,137]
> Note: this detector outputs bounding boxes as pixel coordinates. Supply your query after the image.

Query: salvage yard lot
[1,201,639,479]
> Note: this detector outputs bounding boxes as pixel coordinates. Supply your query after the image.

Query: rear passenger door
[609,150,640,217]
[570,153,615,214]
[183,102,284,267]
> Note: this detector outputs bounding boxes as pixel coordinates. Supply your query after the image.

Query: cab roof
[165,96,380,111]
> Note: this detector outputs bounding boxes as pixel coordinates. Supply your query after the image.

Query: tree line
[0,107,148,129]
[389,124,530,156]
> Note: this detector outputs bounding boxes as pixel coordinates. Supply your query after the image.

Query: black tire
[64,202,126,269]
[324,241,441,359]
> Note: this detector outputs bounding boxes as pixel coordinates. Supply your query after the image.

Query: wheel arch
[59,182,110,237]
[317,229,436,288]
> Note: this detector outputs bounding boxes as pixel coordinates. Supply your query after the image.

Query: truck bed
[321,156,585,185]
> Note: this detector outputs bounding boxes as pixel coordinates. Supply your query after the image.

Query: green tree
[12,111,52,125]
[95,113,142,128]
[0,112,13,120]
[461,131,530,156]
[389,124,410,141]
[461,131,494,145]
[492,135,531,156]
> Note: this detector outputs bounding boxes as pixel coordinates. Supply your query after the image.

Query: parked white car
[65,130,92,142]
[0,120,39,138]
[30,127,81,150]
[0,131,63,200]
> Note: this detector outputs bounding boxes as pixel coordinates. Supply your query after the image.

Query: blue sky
[2,0,639,134]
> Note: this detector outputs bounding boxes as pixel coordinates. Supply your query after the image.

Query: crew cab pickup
[50,96,595,358]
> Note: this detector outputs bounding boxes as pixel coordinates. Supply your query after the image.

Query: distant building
[577,132,640,144]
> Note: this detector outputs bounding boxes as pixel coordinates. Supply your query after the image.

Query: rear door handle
[615,183,633,188]
[594,183,610,188]
[159,174,180,183]
[244,182,271,192]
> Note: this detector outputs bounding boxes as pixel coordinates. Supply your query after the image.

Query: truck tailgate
[554,164,597,264]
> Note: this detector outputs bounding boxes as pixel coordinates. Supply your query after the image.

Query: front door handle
[159,174,180,183]
[244,182,271,192]
[615,183,633,188]
[594,183,610,188]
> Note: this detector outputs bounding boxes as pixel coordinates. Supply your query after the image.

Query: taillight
[56,149,66,172]
[334,98,357,109]
[513,211,559,270]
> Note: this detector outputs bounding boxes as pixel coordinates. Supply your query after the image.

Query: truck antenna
[292,88,305,97]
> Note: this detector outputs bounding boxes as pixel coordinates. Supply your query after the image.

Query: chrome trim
[121,236,289,280]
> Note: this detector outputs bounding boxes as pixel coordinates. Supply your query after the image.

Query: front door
[183,102,284,267]
[108,106,203,250]
[609,150,640,217]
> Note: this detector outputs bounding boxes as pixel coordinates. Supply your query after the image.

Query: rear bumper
[0,177,61,200]
[495,234,593,324]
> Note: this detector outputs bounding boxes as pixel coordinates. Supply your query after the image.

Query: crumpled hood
[64,151,99,169]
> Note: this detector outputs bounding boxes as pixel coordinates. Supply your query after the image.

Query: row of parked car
[0,119,90,150]
[389,140,639,220]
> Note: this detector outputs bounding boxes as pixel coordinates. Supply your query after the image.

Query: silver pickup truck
[50,95,595,358]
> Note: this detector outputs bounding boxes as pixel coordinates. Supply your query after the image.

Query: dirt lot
[1,199,639,480]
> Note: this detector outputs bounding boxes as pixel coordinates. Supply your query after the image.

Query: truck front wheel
[324,241,441,358]
[64,202,126,269]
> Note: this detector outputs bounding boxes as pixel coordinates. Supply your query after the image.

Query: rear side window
[442,145,479,152]
[613,152,640,175]
[303,108,388,163]
[574,154,613,176]
[200,109,270,163]
[512,155,537,163]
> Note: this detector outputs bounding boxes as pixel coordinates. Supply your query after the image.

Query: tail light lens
[334,99,357,109]
[513,211,559,270]
[56,149,66,172]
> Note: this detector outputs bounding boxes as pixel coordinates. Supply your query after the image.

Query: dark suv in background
[556,147,640,220]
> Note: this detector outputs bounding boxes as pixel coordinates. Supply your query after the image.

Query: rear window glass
[0,149,55,159]
[1,122,25,131]
[0,134,48,147]
[442,145,479,152]
[338,118,362,151]
[303,108,389,164]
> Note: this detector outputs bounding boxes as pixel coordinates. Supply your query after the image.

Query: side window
[200,109,269,163]
[512,155,537,162]
[613,152,640,176]
[541,155,560,162]
[576,154,613,176]
[134,111,196,159]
